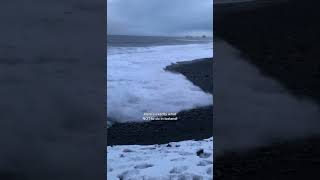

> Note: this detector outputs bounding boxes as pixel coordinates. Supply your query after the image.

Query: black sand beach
[215,0,320,179]
[164,58,213,93]
[107,58,213,146]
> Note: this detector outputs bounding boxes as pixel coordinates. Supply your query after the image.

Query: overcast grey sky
[107,0,213,36]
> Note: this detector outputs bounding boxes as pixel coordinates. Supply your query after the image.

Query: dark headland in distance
[107,58,213,146]
[215,0,320,179]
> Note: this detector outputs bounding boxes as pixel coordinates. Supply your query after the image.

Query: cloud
[107,0,213,36]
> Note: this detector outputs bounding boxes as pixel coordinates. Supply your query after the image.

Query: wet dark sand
[164,58,213,93]
[107,58,213,146]
[215,0,320,179]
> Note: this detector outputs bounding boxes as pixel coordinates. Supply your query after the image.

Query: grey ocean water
[107,35,212,47]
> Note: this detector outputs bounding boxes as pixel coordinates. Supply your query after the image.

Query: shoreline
[164,58,213,94]
[107,57,213,146]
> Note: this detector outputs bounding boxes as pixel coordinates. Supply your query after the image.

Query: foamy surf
[107,43,213,124]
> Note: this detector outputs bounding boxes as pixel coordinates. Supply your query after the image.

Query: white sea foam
[107,43,213,123]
